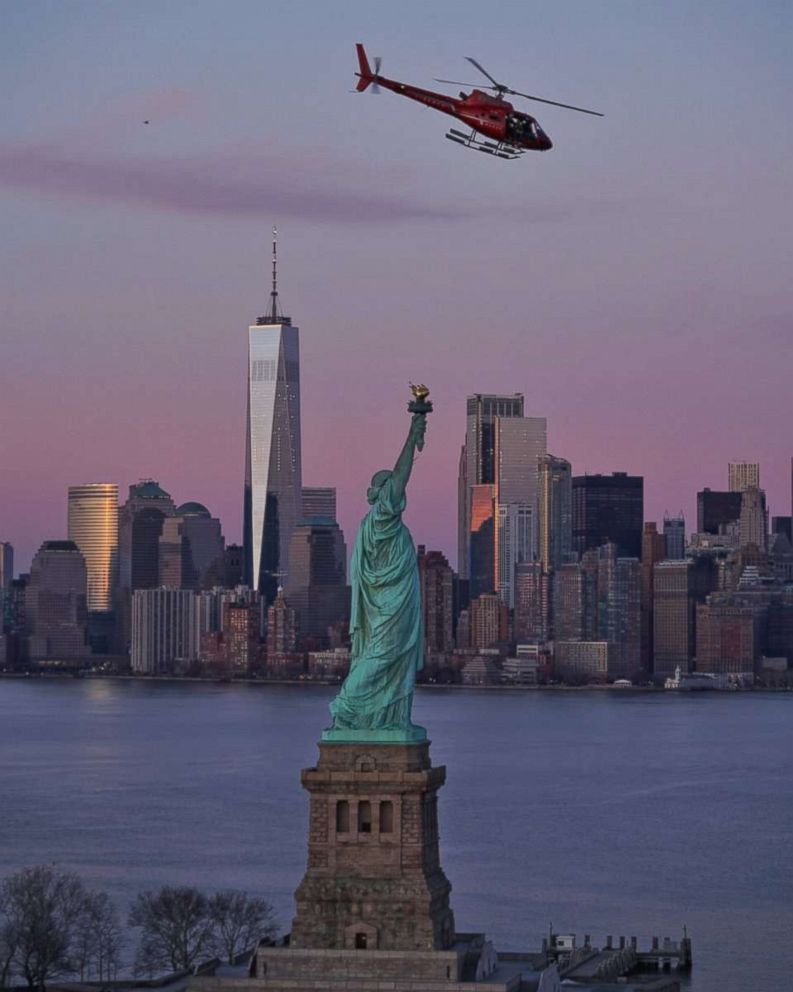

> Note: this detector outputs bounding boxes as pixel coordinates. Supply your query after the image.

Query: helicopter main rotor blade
[465,57,503,89]
[508,89,603,116]
[434,78,493,88]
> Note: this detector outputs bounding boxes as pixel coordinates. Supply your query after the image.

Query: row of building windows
[335,799,393,834]
[251,358,277,382]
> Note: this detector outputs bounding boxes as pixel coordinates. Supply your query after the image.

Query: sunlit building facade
[457,393,524,580]
[469,483,496,599]
[728,462,760,493]
[67,484,118,612]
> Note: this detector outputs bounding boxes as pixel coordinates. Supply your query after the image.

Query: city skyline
[4,441,793,577]
[2,1,791,574]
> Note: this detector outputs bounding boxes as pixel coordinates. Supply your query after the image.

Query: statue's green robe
[329,475,423,730]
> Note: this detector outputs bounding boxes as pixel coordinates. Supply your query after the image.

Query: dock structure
[542,930,692,981]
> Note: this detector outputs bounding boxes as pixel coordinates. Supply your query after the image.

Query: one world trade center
[243,231,302,601]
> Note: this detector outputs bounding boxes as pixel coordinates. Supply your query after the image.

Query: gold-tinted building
[67,483,119,612]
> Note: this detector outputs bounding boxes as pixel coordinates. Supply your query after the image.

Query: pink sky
[2,1,791,570]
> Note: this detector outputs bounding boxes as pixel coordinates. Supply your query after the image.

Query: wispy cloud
[0,141,461,222]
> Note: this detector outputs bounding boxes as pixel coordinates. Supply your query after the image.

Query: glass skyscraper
[67,483,119,612]
[458,393,524,580]
[243,242,302,600]
[494,415,546,607]
[572,472,644,560]
[538,454,573,571]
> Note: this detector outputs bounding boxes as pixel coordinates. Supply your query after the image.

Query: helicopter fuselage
[361,74,553,151]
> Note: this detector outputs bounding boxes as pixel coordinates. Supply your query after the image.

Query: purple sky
[2,0,791,571]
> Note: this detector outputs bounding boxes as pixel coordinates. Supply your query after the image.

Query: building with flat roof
[663,512,685,560]
[285,518,348,643]
[418,547,454,654]
[538,454,572,572]
[729,461,760,492]
[457,393,524,581]
[26,541,88,660]
[0,542,13,590]
[556,640,610,681]
[301,487,336,522]
[572,472,643,559]
[494,415,546,607]
[131,587,204,674]
[697,488,742,535]
[696,599,761,676]
[468,593,508,649]
[653,558,717,676]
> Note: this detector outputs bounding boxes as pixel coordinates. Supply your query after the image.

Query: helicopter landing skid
[445,128,525,160]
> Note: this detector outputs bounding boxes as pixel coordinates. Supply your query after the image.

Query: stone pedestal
[290,740,455,952]
[189,740,515,991]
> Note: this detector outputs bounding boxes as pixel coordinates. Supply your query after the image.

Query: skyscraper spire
[269,224,282,323]
[256,226,289,326]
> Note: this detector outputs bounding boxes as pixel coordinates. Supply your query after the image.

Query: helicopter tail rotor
[355,43,382,93]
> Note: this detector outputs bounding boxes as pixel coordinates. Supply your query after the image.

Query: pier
[542,929,692,981]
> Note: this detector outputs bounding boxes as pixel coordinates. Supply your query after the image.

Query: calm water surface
[1,678,792,991]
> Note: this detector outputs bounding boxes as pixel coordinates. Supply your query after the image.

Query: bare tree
[0,881,18,989]
[208,891,278,964]
[129,886,214,976]
[93,891,122,982]
[73,891,121,982]
[0,865,89,991]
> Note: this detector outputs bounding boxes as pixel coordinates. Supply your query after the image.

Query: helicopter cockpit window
[506,115,533,141]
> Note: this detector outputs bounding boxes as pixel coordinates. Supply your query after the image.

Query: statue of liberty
[323,387,432,743]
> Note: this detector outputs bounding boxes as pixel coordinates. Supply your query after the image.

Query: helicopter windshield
[506,114,536,142]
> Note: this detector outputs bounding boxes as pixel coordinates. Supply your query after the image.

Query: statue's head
[367,469,392,504]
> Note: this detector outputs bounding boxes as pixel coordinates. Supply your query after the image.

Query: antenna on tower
[257,225,290,325]
[269,225,280,322]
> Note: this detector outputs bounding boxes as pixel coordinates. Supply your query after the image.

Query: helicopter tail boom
[355,43,375,91]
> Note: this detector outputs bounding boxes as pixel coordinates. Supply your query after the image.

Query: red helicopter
[355,43,602,160]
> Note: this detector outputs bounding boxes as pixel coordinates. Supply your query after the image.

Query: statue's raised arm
[389,414,426,505]
[322,386,433,744]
